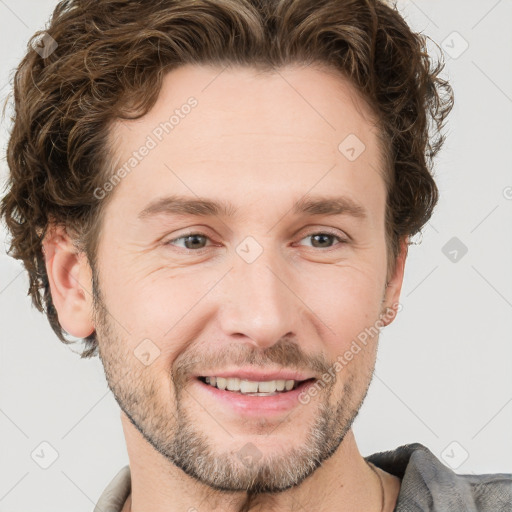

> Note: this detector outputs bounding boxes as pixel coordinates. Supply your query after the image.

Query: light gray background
[1,0,511,510]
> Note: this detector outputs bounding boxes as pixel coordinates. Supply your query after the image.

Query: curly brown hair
[0,0,454,359]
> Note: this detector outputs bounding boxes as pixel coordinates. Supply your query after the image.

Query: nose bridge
[218,239,299,346]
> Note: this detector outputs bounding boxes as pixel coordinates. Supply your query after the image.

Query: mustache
[172,338,330,389]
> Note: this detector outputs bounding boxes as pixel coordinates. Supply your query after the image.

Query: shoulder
[457,471,512,512]
[94,465,131,512]
[366,443,512,512]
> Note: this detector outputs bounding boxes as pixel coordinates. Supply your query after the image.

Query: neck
[121,414,400,512]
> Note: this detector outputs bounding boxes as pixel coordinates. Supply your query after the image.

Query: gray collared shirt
[94,443,512,511]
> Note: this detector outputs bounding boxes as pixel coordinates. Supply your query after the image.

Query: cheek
[97,250,195,336]
[103,265,215,376]
[99,242,386,369]
[297,262,385,350]
[312,269,383,399]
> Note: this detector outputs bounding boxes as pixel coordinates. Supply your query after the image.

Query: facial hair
[91,264,376,495]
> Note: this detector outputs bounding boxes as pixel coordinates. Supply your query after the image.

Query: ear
[42,224,95,338]
[380,237,408,327]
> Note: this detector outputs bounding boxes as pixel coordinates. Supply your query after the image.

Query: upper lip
[196,369,316,382]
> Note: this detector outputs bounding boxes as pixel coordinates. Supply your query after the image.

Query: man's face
[91,64,403,493]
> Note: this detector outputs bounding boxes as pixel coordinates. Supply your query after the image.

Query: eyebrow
[137,194,367,221]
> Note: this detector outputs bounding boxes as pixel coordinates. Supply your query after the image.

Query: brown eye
[166,233,210,250]
[298,231,347,249]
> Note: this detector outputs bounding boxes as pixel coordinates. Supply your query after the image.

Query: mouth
[193,376,318,416]
[197,376,315,396]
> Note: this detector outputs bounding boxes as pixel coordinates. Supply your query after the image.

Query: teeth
[203,377,300,394]
[215,377,226,390]
[258,380,276,393]
[240,380,259,393]
[226,377,240,391]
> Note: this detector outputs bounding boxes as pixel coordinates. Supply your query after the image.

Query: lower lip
[193,378,317,416]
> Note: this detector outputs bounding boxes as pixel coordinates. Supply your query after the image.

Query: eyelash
[165,229,348,252]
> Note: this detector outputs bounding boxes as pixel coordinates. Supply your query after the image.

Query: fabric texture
[94,443,512,511]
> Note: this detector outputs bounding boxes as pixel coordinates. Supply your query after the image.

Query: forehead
[105,63,386,223]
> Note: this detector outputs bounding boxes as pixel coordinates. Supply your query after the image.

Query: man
[1,0,510,511]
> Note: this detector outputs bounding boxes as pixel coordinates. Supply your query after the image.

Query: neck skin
[120,413,401,512]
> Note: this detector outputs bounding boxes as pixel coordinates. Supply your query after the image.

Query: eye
[165,229,348,252]
[297,230,348,250]
[166,232,212,251]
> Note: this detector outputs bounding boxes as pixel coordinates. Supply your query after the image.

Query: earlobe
[380,237,408,326]
[42,225,95,338]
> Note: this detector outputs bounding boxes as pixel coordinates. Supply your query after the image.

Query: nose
[216,242,303,350]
